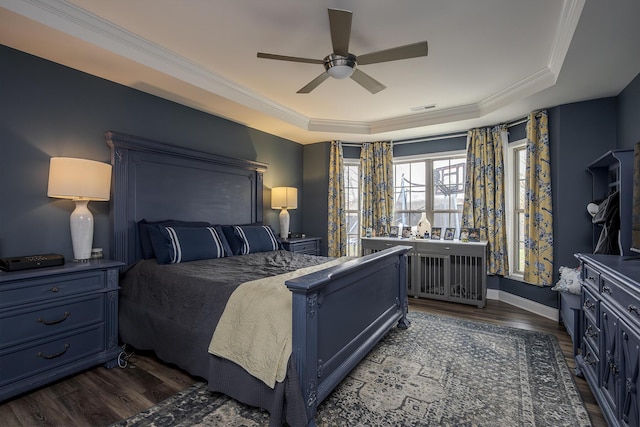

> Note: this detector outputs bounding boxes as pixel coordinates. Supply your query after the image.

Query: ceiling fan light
[327,65,354,79]
[324,53,356,79]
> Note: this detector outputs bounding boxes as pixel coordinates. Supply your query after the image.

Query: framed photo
[389,225,399,238]
[402,226,412,238]
[468,228,480,242]
[430,227,442,240]
[444,227,455,240]
[459,227,469,242]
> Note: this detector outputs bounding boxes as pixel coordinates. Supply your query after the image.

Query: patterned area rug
[113,311,592,427]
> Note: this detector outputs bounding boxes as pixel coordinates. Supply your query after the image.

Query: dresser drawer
[583,314,600,353]
[580,339,600,385]
[601,275,640,325]
[582,263,600,289]
[582,287,600,326]
[291,241,318,253]
[0,324,105,387]
[0,271,105,308]
[0,294,104,348]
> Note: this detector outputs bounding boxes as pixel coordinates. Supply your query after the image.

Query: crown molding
[2,0,584,139]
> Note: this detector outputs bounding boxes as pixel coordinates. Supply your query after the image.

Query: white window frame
[392,151,467,235]
[343,159,360,256]
[505,138,527,280]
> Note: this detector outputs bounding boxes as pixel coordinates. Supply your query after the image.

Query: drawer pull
[583,299,595,310]
[587,275,596,281]
[628,305,640,316]
[602,285,612,294]
[584,351,596,366]
[51,287,60,293]
[37,311,71,325]
[585,325,598,339]
[37,343,70,360]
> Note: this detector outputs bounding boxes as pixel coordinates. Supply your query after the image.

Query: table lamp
[271,187,297,239]
[47,157,112,261]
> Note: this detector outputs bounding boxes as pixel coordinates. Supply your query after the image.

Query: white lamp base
[70,200,94,261]
[279,208,290,239]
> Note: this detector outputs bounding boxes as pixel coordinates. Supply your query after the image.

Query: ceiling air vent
[410,104,436,112]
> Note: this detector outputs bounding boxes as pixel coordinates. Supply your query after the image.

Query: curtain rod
[341,116,528,147]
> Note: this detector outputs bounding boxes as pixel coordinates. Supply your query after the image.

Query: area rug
[113,311,592,427]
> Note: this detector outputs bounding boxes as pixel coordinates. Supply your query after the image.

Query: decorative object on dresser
[0,259,123,402]
[362,237,487,307]
[271,186,297,239]
[416,212,431,238]
[47,157,112,261]
[574,253,640,427]
[279,236,321,256]
[0,253,64,271]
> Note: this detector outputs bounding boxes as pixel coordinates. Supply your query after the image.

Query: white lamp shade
[271,187,298,209]
[47,157,111,261]
[48,157,111,201]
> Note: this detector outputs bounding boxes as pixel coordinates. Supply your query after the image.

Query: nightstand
[280,237,321,256]
[0,259,123,401]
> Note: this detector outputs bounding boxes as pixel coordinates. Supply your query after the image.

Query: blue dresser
[575,253,640,427]
[0,259,123,401]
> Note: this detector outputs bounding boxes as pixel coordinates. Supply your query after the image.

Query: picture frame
[402,226,412,238]
[468,228,480,242]
[389,225,399,238]
[444,227,455,240]
[430,227,442,240]
[459,227,469,242]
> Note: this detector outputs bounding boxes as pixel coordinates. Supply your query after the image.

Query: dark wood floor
[0,298,606,427]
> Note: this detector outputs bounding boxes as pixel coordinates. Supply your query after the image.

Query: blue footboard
[285,245,411,425]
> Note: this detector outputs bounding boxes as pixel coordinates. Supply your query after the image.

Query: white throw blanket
[208,257,351,388]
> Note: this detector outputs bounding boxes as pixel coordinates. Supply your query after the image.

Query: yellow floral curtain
[359,141,394,237]
[462,125,509,275]
[327,141,346,257]
[524,111,553,286]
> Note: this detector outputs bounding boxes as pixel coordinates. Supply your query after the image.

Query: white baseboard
[487,289,559,321]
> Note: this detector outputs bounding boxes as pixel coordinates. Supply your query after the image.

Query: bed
[105,131,410,426]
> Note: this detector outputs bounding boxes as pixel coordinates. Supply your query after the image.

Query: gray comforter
[118,250,333,426]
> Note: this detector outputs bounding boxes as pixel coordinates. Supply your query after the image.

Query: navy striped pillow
[150,225,228,264]
[233,225,279,255]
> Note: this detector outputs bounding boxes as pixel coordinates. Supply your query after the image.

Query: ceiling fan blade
[257,52,323,65]
[357,41,428,65]
[350,69,386,94]
[328,8,352,57]
[297,73,330,94]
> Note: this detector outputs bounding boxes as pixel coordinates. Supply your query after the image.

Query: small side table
[280,237,321,256]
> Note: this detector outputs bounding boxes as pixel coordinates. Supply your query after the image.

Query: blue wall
[2,42,639,309]
[0,45,303,260]
[619,71,640,149]
[310,82,638,308]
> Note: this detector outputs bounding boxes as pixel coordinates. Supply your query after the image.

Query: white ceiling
[1,0,639,144]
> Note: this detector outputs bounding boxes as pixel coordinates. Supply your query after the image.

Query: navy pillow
[138,219,210,259]
[232,225,279,255]
[149,225,228,264]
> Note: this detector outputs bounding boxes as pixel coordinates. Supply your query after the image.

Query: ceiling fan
[257,8,428,94]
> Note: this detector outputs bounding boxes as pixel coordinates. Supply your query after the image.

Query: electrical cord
[117,344,135,368]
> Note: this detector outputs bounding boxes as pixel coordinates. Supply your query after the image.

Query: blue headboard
[105,131,267,269]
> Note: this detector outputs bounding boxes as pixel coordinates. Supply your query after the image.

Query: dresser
[0,259,123,401]
[575,253,640,427]
[280,237,321,256]
[362,237,488,307]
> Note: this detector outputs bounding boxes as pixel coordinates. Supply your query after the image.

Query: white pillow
[551,265,582,295]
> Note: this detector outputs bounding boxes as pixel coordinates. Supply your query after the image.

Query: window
[343,152,466,256]
[344,161,360,256]
[506,139,527,276]
[393,154,466,233]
